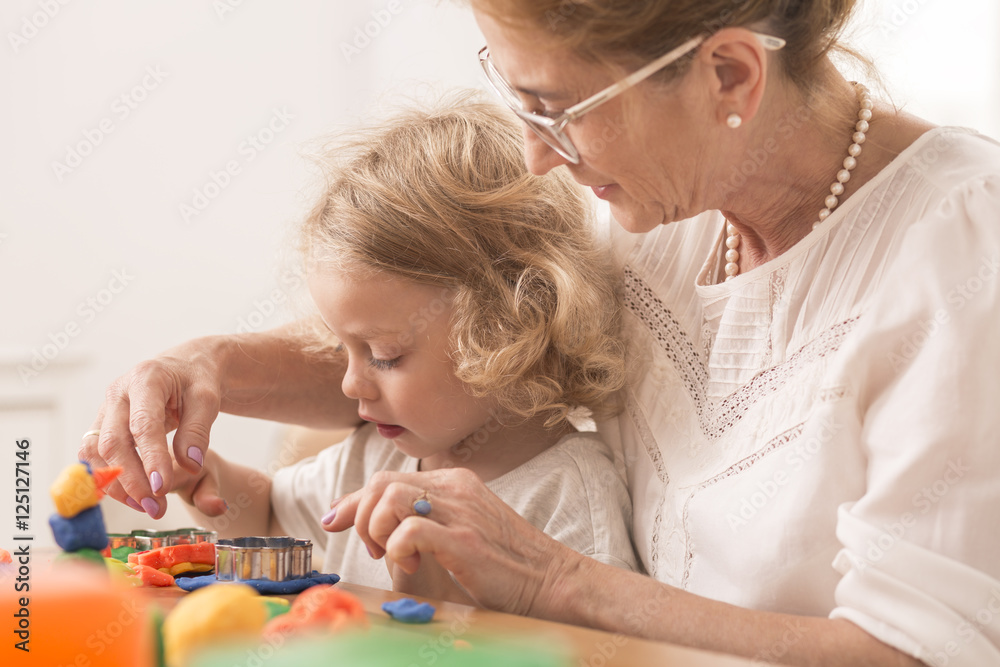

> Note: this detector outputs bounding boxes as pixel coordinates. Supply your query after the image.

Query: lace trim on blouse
[623,265,861,440]
[679,422,807,589]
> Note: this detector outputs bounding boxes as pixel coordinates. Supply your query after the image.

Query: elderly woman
[82,1,1000,665]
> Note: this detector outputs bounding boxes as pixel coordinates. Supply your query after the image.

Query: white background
[1,0,997,543]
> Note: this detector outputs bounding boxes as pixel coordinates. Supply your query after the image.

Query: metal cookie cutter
[107,527,217,551]
[215,537,312,582]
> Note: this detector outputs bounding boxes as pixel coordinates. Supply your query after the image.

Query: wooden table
[144,580,760,666]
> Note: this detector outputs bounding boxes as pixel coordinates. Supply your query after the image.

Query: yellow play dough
[163,584,267,667]
[161,562,215,576]
[49,463,99,517]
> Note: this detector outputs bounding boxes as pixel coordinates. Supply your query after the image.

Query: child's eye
[368,356,400,371]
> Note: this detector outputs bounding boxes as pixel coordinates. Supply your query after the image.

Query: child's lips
[360,413,405,439]
[375,424,405,439]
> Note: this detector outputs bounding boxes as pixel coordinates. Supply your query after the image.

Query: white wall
[1,0,995,542]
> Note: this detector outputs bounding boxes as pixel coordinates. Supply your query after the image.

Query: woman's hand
[323,467,580,617]
[79,338,226,519]
[386,548,477,606]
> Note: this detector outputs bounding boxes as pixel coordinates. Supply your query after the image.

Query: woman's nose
[522,125,570,176]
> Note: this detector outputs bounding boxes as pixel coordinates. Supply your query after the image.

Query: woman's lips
[591,184,618,200]
[376,423,405,439]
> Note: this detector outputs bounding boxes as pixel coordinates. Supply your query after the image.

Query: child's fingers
[189,470,227,517]
[321,490,362,533]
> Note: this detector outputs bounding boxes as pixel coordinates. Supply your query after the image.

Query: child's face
[309,268,495,461]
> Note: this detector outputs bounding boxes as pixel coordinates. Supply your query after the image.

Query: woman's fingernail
[366,544,375,558]
[140,497,160,516]
[150,471,163,494]
[126,497,143,512]
[321,507,337,525]
[187,447,203,468]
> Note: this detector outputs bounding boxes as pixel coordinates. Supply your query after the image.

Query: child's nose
[341,360,377,402]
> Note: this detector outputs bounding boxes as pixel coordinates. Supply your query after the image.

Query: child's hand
[386,552,476,605]
[169,450,228,517]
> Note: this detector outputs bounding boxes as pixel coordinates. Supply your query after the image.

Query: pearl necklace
[724,82,873,282]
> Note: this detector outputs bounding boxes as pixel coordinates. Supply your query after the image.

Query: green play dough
[262,597,291,620]
[56,547,107,568]
[149,604,166,667]
[191,627,570,667]
[112,545,139,561]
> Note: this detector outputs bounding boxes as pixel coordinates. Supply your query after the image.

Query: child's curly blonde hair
[301,91,624,428]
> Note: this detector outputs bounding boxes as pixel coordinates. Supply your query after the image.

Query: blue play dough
[174,571,340,594]
[381,597,436,623]
[49,505,108,552]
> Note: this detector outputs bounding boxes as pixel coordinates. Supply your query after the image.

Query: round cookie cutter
[215,537,312,582]
[107,527,217,551]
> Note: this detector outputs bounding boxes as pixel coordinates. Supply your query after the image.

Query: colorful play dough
[49,504,109,551]
[261,597,291,620]
[0,562,153,667]
[130,563,177,587]
[381,597,436,623]
[54,546,107,569]
[174,571,340,594]
[128,542,216,571]
[162,583,267,667]
[49,463,121,517]
[261,584,368,641]
[50,463,99,517]
[190,629,571,667]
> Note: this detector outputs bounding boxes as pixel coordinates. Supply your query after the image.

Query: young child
[175,93,638,595]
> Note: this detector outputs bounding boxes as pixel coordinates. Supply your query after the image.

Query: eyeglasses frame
[478,32,787,163]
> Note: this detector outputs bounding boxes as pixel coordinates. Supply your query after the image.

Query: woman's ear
[698,27,770,128]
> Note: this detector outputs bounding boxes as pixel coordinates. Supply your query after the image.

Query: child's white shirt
[271,422,639,590]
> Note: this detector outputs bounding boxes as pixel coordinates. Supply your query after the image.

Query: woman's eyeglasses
[479,33,786,164]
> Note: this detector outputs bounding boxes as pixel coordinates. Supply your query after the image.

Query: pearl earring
[726,113,742,129]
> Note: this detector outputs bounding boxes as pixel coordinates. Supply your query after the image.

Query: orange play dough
[0,562,153,667]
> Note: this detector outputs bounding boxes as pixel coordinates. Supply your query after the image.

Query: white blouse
[599,127,1000,665]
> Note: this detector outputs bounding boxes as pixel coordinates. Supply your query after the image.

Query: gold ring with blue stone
[413,491,431,516]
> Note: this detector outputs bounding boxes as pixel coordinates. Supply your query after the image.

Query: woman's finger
[126,373,178,507]
[92,389,165,517]
[366,482,434,555]
[78,423,129,507]
[170,383,221,474]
